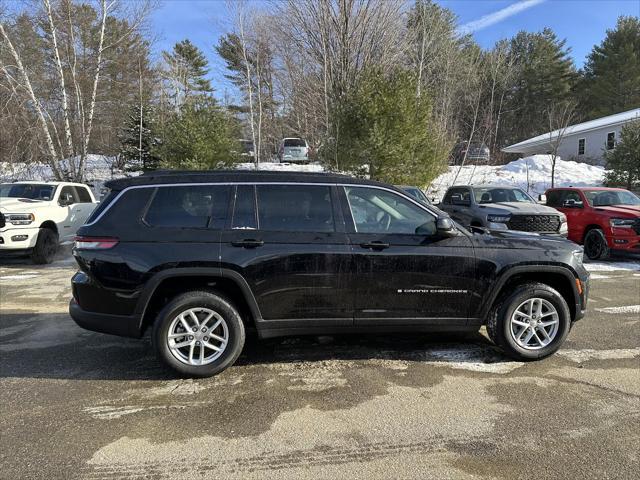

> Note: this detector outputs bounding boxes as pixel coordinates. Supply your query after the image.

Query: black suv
[70,171,589,376]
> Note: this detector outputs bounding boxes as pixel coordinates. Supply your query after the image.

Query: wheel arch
[582,224,604,242]
[137,268,262,335]
[39,220,58,235]
[482,266,580,323]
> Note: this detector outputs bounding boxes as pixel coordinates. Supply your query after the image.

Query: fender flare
[134,267,263,331]
[479,264,581,320]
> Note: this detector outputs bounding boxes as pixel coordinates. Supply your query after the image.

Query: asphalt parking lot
[1,250,639,479]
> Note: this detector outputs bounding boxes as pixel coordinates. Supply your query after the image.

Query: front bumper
[607,229,640,252]
[69,299,142,338]
[0,226,40,250]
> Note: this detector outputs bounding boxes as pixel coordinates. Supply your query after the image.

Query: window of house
[578,138,585,155]
[256,185,334,232]
[606,132,616,150]
[145,185,229,229]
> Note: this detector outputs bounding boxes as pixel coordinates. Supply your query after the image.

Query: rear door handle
[231,239,264,248]
[360,241,389,250]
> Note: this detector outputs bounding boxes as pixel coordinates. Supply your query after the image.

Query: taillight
[74,236,119,250]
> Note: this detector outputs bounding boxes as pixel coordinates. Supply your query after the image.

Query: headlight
[572,249,584,265]
[487,214,511,223]
[6,213,35,225]
[609,218,635,228]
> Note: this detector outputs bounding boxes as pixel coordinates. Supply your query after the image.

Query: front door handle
[231,239,264,248]
[360,241,389,250]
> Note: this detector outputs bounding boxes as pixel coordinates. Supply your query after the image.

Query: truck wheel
[486,282,571,361]
[152,291,245,377]
[584,229,609,260]
[31,228,58,264]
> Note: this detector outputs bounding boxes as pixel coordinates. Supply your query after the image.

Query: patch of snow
[557,348,640,363]
[428,155,606,201]
[234,162,325,173]
[588,274,612,280]
[424,344,524,374]
[0,274,39,280]
[584,261,640,272]
[595,305,640,315]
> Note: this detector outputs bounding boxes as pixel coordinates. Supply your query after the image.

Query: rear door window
[75,186,93,203]
[256,185,334,232]
[145,185,229,229]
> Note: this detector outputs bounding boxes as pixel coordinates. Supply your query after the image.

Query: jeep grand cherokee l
[69,171,589,377]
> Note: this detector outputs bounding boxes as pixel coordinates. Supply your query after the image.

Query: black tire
[584,228,609,260]
[31,228,58,264]
[152,290,245,377]
[486,282,571,361]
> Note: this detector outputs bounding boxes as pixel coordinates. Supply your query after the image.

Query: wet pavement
[1,250,639,479]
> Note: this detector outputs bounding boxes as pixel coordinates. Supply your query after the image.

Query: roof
[104,169,388,190]
[6,180,87,186]
[502,108,640,153]
[546,186,629,192]
[448,184,525,190]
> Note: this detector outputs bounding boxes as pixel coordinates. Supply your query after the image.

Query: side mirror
[436,217,457,237]
[538,194,547,204]
[59,193,73,206]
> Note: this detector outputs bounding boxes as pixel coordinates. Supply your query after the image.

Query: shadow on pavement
[0,311,503,381]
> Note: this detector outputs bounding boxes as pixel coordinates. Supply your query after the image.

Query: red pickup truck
[544,187,640,259]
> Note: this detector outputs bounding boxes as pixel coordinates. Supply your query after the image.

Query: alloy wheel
[509,298,559,350]
[167,307,229,366]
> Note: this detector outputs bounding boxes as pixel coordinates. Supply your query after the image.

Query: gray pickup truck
[439,185,568,236]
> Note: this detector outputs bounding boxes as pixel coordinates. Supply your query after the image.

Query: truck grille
[633,219,640,235]
[507,214,561,233]
[0,212,5,228]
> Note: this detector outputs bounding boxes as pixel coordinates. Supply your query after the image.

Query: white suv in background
[278,138,310,163]
[0,181,98,264]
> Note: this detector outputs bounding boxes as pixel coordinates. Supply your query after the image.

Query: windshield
[583,190,640,207]
[0,183,56,200]
[474,187,533,204]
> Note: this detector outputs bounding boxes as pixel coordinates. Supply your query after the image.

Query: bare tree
[0,0,154,180]
[545,100,577,187]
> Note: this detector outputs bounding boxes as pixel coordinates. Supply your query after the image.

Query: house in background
[502,108,640,166]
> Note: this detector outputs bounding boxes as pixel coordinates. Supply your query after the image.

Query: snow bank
[427,155,606,201]
[234,162,325,173]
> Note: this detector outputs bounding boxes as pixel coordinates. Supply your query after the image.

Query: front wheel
[152,291,245,377]
[584,228,609,260]
[486,282,571,360]
[31,228,58,264]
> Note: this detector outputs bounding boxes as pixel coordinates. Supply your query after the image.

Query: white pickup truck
[0,181,98,264]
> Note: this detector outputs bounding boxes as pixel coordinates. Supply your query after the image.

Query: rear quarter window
[145,185,230,229]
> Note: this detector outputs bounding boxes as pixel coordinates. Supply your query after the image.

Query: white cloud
[457,0,546,35]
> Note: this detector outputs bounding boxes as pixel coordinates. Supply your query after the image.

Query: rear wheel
[31,228,58,264]
[584,228,609,260]
[152,291,245,377]
[487,282,571,360]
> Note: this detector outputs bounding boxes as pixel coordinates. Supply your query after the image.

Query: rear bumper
[69,299,142,338]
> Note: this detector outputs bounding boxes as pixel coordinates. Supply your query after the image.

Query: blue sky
[151,0,640,96]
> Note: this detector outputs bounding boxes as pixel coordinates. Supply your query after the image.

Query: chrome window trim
[83,181,437,227]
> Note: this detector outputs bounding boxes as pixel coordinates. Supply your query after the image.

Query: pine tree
[162,39,213,109]
[605,119,640,189]
[580,16,640,118]
[118,104,160,172]
[501,28,577,145]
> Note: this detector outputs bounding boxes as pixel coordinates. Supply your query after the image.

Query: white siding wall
[556,125,623,165]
